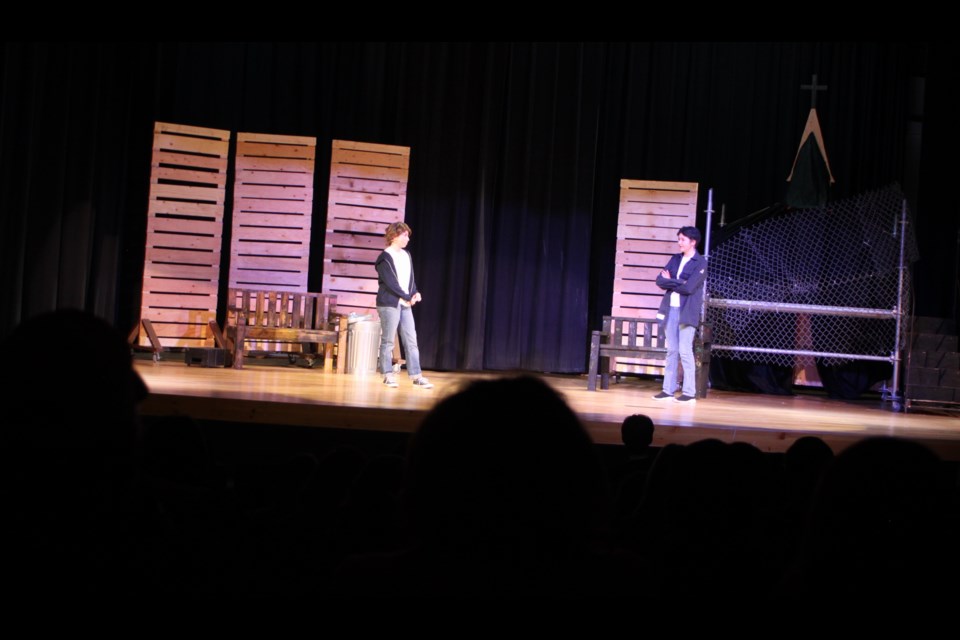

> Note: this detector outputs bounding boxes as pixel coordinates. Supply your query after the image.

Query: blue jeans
[377,304,423,377]
[663,308,697,397]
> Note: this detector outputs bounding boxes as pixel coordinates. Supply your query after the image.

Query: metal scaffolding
[703,187,913,410]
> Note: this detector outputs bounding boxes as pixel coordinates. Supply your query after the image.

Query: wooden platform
[135,358,960,460]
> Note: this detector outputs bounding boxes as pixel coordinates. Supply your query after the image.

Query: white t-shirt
[670,255,692,308]
[386,246,411,295]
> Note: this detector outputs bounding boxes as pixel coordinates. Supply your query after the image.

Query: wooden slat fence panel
[138,121,230,349]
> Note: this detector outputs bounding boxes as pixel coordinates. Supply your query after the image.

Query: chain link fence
[706,185,917,367]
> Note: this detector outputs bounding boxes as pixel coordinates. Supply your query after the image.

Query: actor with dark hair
[652,226,707,403]
[375,222,433,389]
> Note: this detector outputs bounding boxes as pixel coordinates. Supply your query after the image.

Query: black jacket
[375,250,418,308]
[655,252,707,326]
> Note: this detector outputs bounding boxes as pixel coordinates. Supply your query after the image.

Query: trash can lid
[347,312,374,324]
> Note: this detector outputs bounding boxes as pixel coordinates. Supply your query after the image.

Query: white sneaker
[383,375,399,388]
[411,376,434,389]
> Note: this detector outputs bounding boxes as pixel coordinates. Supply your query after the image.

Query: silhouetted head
[800,436,957,601]
[621,414,654,452]
[403,375,606,552]
[784,436,834,478]
[0,308,147,462]
[1,310,152,598]
[811,436,946,540]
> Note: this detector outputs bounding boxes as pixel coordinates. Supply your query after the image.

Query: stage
[134,357,960,461]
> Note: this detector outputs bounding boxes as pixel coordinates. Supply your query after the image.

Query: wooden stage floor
[135,358,960,460]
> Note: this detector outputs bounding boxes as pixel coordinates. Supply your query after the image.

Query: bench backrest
[602,316,666,352]
[228,289,338,352]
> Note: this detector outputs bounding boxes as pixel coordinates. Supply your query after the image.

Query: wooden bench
[223,289,347,372]
[587,316,667,391]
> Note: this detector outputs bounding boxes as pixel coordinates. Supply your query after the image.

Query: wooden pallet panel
[139,121,231,348]
[228,131,317,293]
[322,139,410,317]
[143,277,219,296]
[141,292,218,309]
[327,218,387,235]
[138,309,218,324]
[330,291,378,316]
[148,234,222,252]
[611,179,698,374]
[230,270,307,287]
[330,176,408,195]
[231,241,310,258]
[326,203,404,224]
[234,198,311,215]
[144,247,220,266]
[147,201,224,217]
[326,262,382,278]
[323,246,382,263]
[229,254,308,270]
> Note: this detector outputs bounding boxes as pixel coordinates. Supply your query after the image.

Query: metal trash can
[347,319,381,374]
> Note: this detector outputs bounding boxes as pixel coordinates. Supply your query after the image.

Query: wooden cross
[801,73,827,108]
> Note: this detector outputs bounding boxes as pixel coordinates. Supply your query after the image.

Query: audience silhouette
[2,310,957,601]
[782,436,960,604]
[332,375,644,597]
[611,413,658,529]
[1,309,153,599]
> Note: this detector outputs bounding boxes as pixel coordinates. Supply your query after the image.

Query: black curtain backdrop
[2,42,955,374]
